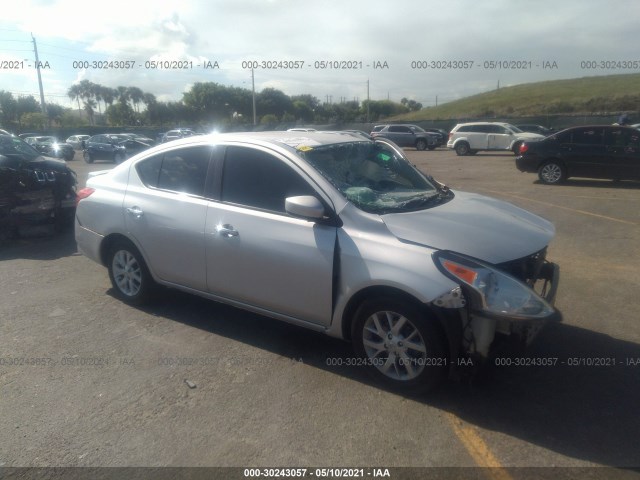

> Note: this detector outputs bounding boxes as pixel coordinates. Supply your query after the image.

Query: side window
[389,126,410,133]
[157,146,211,196]
[136,154,163,188]
[555,131,572,144]
[222,146,315,213]
[572,128,604,145]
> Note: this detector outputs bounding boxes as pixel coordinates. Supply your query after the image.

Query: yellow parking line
[481,190,639,226]
[446,412,514,480]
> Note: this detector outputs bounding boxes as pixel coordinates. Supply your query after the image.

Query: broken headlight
[433,251,555,320]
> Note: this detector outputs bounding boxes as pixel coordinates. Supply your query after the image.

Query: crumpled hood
[382,191,555,264]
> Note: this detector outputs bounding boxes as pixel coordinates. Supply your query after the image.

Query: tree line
[0,80,423,131]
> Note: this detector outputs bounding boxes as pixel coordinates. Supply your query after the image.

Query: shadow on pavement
[131,289,640,469]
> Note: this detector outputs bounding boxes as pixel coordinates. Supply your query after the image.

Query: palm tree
[127,86,144,113]
[116,86,130,106]
[68,84,82,113]
[101,86,115,108]
[83,99,97,126]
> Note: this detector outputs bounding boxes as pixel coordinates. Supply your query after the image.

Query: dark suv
[516,125,640,184]
[0,134,77,236]
[370,124,437,150]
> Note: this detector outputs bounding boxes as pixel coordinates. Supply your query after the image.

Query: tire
[415,139,427,151]
[83,151,94,164]
[107,240,155,305]
[114,152,126,164]
[454,142,470,156]
[352,297,447,392]
[538,161,566,184]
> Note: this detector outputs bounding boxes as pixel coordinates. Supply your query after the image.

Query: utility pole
[31,33,47,117]
[251,68,256,126]
[366,79,370,123]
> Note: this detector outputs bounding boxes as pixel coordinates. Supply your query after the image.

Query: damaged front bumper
[432,250,561,361]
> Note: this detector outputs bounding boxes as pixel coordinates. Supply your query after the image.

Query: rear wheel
[455,142,470,156]
[538,161,566,184]
[107,240,155,305]
[352,298,447,392]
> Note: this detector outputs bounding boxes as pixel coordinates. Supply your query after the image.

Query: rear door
[205,144,336,325]
[124,145,214,291]
[386,126,414,147]
[562,127,606,178]
[462,125,489,149]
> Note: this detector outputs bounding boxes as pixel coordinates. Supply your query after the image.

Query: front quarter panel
[327,204,458,338]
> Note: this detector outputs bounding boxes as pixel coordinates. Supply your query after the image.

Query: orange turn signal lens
[442,259,478,285]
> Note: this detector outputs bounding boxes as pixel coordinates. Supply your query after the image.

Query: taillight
[519,143,529,154]
[76,187,95,206]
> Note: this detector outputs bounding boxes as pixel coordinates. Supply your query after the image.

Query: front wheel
[114,152,126,164]
[538,161,566,184]
[108,240,155,305]
[415,139,427,151]
[83,151,93,164]
[352,298,447,392]
[454,142,470,156]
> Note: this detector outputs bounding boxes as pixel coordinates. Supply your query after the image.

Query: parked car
[0,134,76,237]
[516,125,640,184]
[515,125,556,136]
[422,128,449,146]
[66,134,90,150]
[161,128,196,143]
[370,124,438,151]
[24,136,75,161]
[119,133,156,146]
[75,131,560,392]
[83,134,152,164]
[447,122,545,155]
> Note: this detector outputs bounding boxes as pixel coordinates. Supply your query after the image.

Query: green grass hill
[394,73,640,121]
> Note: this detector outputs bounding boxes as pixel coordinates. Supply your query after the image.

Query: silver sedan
[75,131,560,392]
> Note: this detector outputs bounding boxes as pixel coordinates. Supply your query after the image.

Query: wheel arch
[100,233,150,271]
[341,286,453,357]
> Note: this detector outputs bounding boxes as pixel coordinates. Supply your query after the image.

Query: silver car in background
[75,131,560,391]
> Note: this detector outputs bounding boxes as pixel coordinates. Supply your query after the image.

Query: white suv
[447,122,544,156]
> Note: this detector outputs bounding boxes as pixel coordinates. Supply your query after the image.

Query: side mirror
[285,195,325,220]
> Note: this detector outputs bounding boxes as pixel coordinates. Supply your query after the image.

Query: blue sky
[1,0,639,109]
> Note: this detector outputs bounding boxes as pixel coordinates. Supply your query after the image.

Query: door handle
[216,224,238,238]
[126,206,144,218]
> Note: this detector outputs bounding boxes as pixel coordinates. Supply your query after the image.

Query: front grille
[496,248,547,285]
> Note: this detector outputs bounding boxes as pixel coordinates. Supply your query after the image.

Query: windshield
[409,125,426,133]
[300,141,443,214]
[507,124,524,133]
[0,136,42,160]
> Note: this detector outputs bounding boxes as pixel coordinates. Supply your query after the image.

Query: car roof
[142,131,372,153]
[456,121,511,126]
